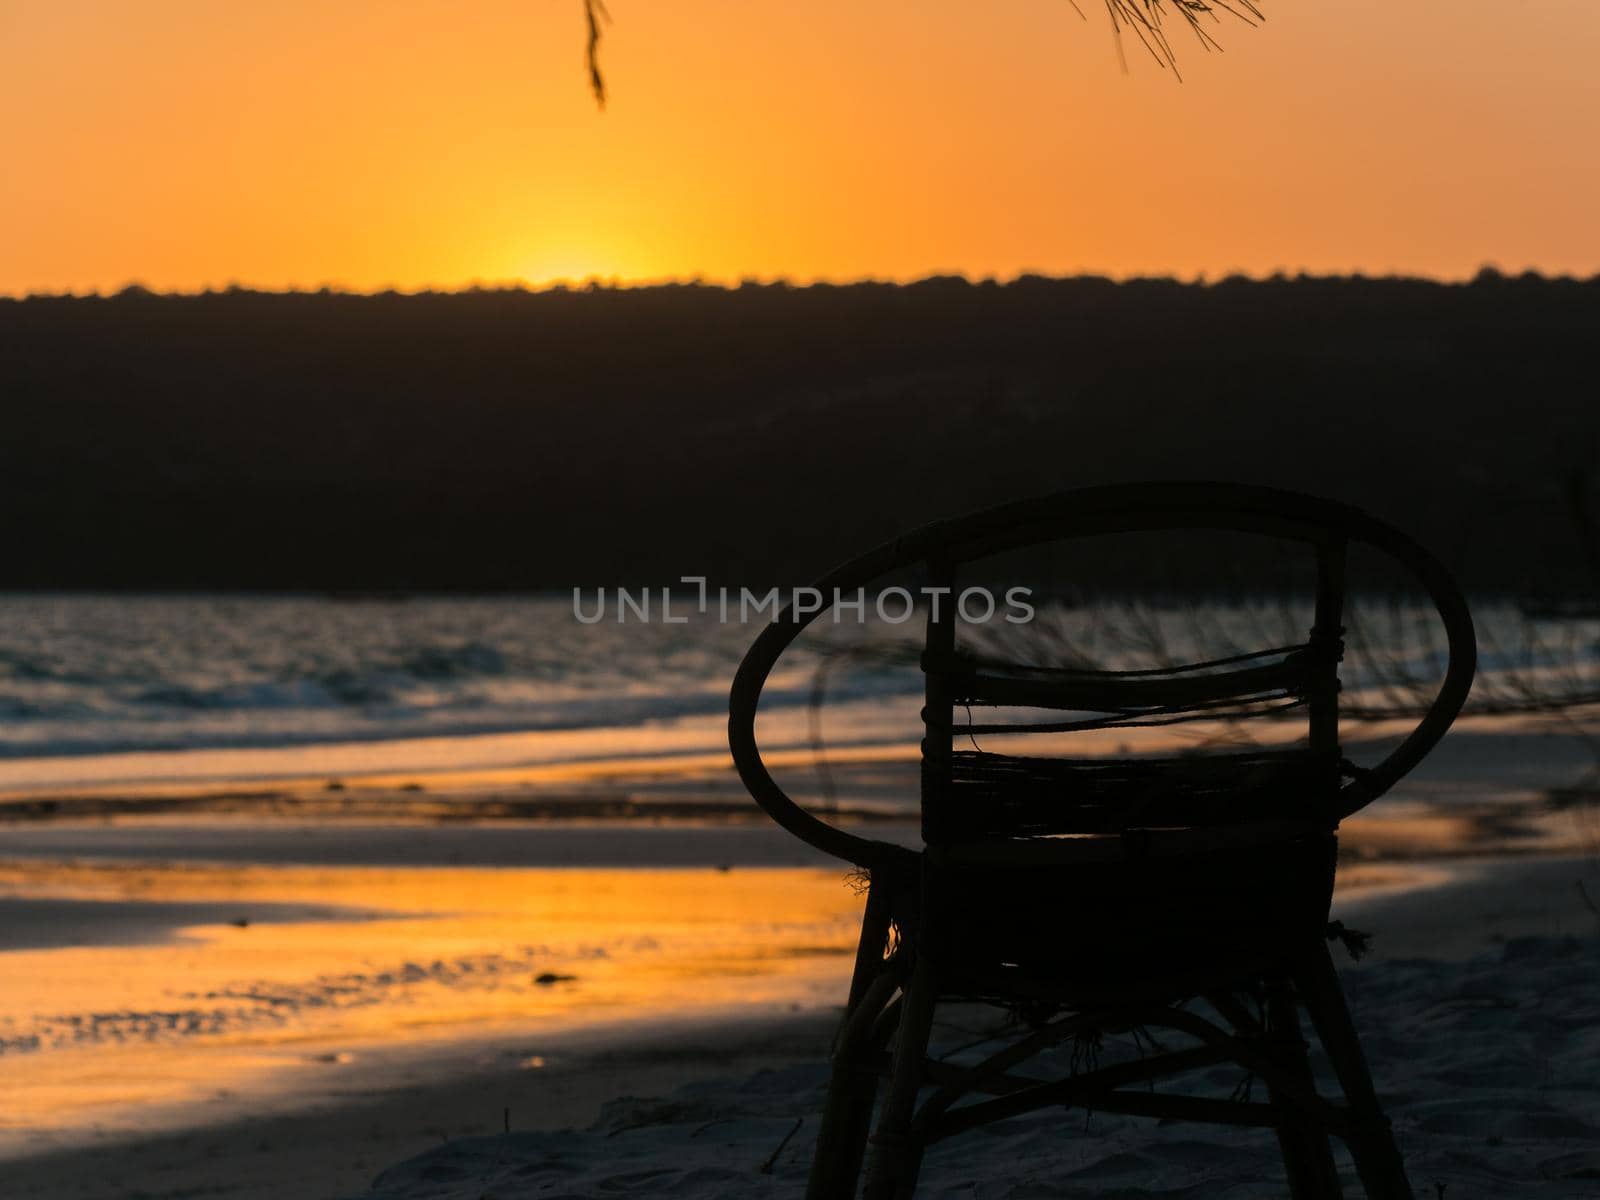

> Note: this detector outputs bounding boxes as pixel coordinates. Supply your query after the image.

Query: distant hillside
[4,273,1598,593]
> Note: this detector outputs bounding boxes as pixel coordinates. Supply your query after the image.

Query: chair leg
[1266,981,1344,1199]
[808,879,898,1200]
[861,955,938,1200]
[1296,943,1414,1200]
[808,970,900,1200]
[845,877,895,1012]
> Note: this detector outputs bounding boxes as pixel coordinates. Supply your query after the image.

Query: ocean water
[0,594,782,760]
[0,594,934,794]
[0,593,1594,790]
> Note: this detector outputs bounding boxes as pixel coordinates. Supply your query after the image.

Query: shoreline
[0,707,1587,801]
[0,803,1589,868]
[0,712,1591,871]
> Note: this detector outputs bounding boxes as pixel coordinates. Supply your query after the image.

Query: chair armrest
[729,605,913,871]
[1334,512,1477,818]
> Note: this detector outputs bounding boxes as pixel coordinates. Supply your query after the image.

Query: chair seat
[923,832,1338,1003]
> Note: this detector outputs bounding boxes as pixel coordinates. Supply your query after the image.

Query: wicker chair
[728,483,1476,1199]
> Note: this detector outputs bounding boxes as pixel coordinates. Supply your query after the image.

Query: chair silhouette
[728,483,1476,1199]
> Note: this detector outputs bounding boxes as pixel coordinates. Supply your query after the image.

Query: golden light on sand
[0,858,863,1149]
[3,0,1599,294]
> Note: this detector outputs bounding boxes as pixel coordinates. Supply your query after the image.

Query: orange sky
[3,0,1598,294]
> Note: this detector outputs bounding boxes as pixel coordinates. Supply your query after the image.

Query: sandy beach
[1,839,1593,1199]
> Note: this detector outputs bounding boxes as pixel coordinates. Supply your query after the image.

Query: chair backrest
[729,482,1476,869]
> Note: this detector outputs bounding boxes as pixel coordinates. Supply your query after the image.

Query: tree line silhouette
[3,272,1597,594]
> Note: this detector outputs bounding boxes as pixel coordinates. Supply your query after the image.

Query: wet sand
[0,839,869,1162]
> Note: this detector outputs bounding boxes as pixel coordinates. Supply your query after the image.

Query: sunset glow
[3,0,1599,294]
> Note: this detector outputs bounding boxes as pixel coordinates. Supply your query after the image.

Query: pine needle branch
[578,1,1265,108]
